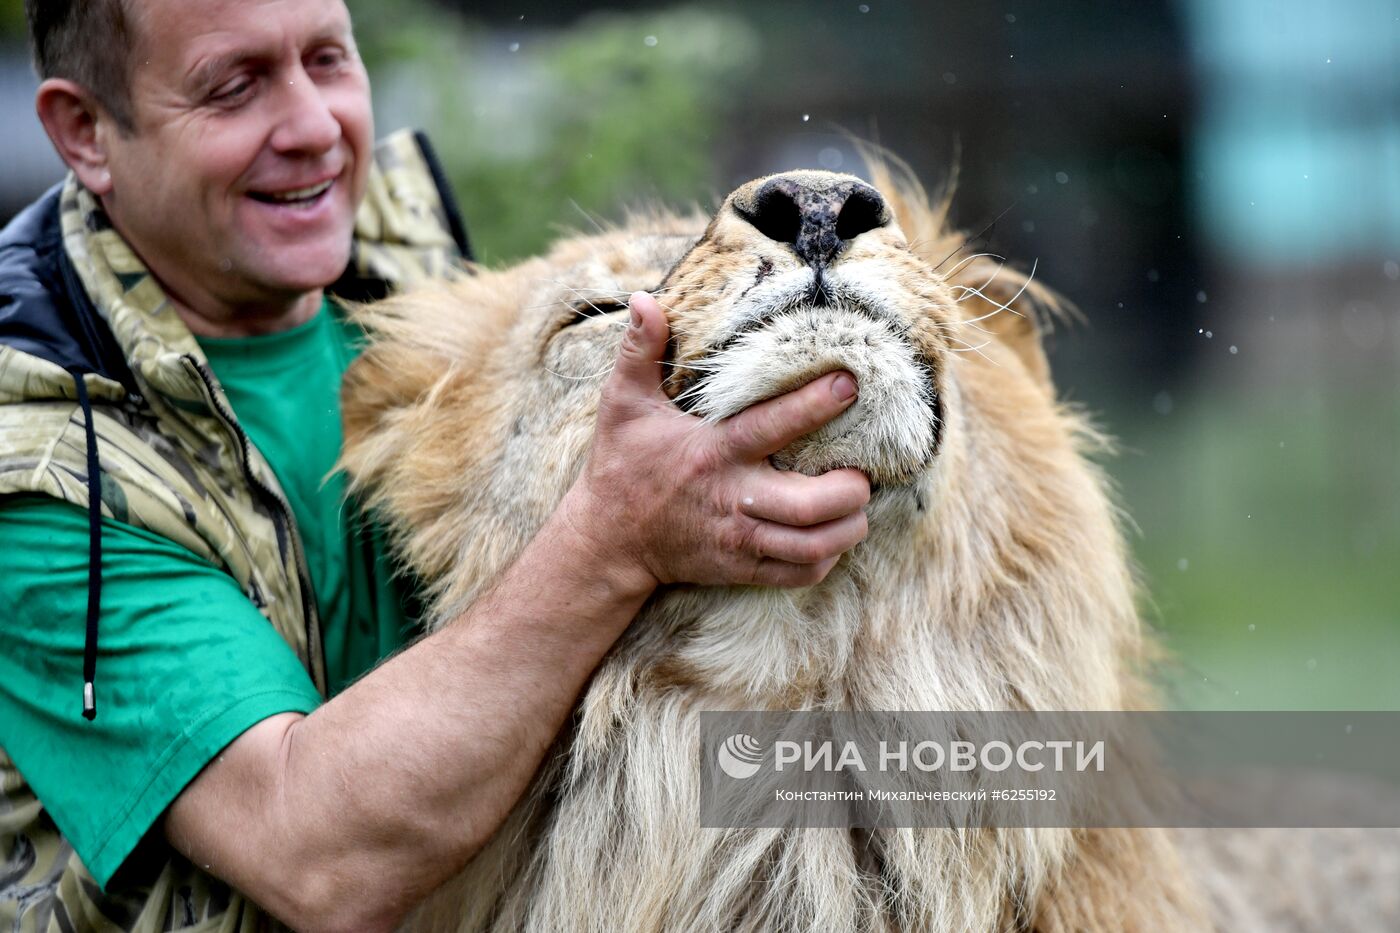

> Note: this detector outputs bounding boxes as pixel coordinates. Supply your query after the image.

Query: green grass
[1105,384,1400,710]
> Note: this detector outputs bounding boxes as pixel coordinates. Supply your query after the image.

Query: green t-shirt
[196,302,417,695]
[0,300,416,888]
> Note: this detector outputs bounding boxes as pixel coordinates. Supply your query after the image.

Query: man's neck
[172,289,325,339]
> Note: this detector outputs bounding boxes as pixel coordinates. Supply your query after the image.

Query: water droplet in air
[1196,290,1208,303]
[644,35,658,46]
[1054,171,1069,184]
[858,3,870,12]
[1005,13,1017,22]
[1229,345,1238,354]
[1177,558,1189,571]
[1247,624,1256,632]
[802,113,811,122]
[509,41,520,52]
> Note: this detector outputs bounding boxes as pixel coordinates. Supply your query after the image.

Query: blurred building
[1182,0,1400,395]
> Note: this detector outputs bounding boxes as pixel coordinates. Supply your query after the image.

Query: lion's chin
[688,306,939,486]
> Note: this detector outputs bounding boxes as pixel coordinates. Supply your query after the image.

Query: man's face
[98,0,373,316]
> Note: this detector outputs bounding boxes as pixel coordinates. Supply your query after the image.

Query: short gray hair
[26,0,136,131]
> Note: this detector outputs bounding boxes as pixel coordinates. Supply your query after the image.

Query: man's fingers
[739,468,871,526]
[749,555,842,589]
[747,509,868,567]
[600,292,671,413]
[721,371,858,461]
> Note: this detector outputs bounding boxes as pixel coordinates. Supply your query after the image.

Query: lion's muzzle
[733,175,890,271]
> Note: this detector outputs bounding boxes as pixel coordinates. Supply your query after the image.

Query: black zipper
[183,355,327,696]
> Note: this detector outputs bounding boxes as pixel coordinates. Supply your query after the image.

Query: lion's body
[339,165,1394,932]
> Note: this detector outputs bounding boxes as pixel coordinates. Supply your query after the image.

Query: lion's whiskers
[949,258,1038,330]
[541,362,618,381]
[942,251,1006,280]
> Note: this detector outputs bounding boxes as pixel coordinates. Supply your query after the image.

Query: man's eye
[308,48,347,71]
[210,77,254,104]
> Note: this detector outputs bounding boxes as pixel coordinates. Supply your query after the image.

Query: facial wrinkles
[132,0,348,108]
[96,0,367,330]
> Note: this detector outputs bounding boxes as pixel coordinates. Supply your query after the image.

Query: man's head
[30,0,374,330]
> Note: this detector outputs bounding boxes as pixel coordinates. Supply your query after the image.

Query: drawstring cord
[70,370,102,721]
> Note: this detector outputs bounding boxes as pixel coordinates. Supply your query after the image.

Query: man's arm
[164,294,871,932]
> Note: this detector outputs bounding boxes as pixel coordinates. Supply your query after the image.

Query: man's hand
[562,291,871,592]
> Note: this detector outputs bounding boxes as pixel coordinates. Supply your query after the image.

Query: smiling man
[0,0,871,930]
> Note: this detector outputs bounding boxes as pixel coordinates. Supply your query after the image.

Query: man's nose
[270,69,341,155]
[736,176,889,269]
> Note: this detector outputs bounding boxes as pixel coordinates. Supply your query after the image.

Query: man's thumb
[612,291,669,393]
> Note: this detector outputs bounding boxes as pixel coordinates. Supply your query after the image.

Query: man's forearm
[166,294,867,932]
[167,488,654,932]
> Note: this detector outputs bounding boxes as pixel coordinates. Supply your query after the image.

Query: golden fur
[339,162,1210,931]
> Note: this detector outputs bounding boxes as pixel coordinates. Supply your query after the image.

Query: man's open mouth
[248,179,334,207]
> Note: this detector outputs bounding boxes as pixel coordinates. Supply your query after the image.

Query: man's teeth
[261,180,333,203]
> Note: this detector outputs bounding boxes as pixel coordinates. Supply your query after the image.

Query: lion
[336,162,1394,932]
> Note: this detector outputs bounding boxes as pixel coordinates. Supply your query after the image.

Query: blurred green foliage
[0,0,25,41]
[351,1,756,264]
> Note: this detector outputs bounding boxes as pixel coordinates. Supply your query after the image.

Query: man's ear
[35,78,116,196]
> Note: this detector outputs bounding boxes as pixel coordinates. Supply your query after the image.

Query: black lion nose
[737,176,889,269]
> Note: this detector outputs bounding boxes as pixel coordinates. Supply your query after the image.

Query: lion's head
[344,162,1138,709]
[340,163,1199,932]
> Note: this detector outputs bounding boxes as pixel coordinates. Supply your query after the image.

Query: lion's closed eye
[560,297,630,328]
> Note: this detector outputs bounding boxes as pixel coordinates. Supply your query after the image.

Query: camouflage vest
[0,130,468,931]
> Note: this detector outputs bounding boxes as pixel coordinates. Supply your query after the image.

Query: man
[0,1,870,930]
